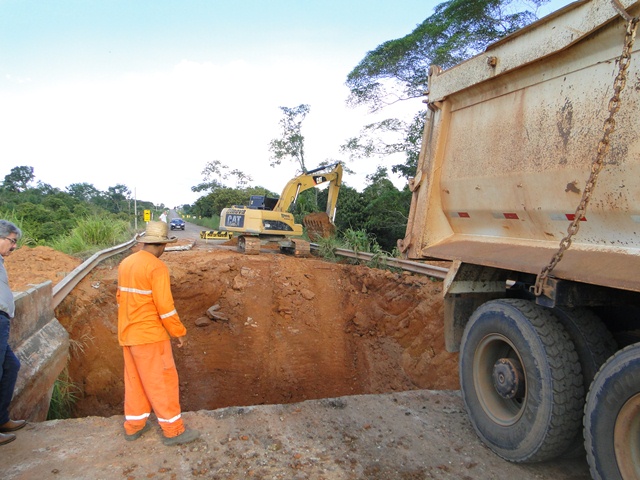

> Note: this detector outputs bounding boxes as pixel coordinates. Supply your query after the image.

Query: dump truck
[398,1,640,478]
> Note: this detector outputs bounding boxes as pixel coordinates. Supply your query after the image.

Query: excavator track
[238,236,261,255]
[291,239,311,258]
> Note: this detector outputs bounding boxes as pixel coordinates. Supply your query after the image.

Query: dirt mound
[6,243,458,418]
[6,245,83,292]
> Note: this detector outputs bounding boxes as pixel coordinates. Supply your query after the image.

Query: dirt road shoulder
[5,390,590,480]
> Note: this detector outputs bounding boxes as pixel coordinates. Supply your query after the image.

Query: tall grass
[0,210,134,255]
[47,367,82,420]
[314,235,341,261]
[193,214,221,230]
[341,228,382,254]
[315,228,393,269]
[47,334,95,420]
[343,229,389,269]
[49,216,133,256]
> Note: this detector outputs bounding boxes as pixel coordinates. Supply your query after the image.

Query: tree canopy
[346,0,550,112]
[0,166,159,243]
[342,0,552,182]
[192,160,254,195]
[2,166,35,192]
[269,104,311,173]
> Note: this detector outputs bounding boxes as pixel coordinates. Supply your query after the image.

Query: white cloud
[4,74,32,84]
[0,56,419,208]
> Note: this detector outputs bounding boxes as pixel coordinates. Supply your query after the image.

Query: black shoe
[124,423,151,441]
[162,429,200,446]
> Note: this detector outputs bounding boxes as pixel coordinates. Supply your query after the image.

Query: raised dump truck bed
[401,0,640,293]
[400,1,640,477]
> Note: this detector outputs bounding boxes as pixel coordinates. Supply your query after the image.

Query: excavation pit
[7,245,458,418]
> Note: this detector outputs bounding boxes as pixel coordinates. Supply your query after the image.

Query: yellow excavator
[219,162,343,256]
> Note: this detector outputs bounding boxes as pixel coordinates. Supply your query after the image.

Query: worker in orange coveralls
[116,221,199,446]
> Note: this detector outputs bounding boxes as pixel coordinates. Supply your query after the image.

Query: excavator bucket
[303,212,335,241]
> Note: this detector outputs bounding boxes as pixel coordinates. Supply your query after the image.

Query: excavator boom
[218,162,343,254]
[273,163,343,214]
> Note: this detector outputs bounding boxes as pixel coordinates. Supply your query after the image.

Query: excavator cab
[248,196,278,211]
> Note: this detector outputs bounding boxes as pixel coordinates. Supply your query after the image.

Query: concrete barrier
[8,281,70,422]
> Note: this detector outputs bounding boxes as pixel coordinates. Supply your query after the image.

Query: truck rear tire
[585,343,640,480]
[459,299,584,462]
[553,307,617,458]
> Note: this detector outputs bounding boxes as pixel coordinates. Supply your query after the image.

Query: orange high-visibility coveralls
[117,250,187,438]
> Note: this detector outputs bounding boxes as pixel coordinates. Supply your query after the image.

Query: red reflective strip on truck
[503,213,519,219]
[565,214,587,221]
[458,212,470,218]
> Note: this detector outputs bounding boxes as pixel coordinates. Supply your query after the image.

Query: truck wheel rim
[473,333,526,426]
[615,392,640,479]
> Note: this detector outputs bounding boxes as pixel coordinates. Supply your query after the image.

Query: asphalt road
[168,210,211,239]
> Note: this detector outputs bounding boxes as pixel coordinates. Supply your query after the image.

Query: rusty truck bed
[401,0,640,292]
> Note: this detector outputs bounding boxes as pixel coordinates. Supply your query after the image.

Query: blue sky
[0,0,571,208]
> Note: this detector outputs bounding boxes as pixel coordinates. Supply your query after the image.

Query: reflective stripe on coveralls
[123,339,185,438]
[117,250,188,438]
[116,251,187,347]
[119,286,152,295]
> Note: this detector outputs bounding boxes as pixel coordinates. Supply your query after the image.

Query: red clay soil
[4,243,593,479]
[6,243,458,418]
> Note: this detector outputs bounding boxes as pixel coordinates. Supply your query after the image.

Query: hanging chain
[533,14,639,297]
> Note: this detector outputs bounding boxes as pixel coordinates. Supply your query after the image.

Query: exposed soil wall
[6,244,458,419]
[4,244,592,479]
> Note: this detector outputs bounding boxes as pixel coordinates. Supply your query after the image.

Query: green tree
[14,202,50,242]
[0,166,153,243]
[341,112,426,181]
[66,183,101,202]
[269,104,310,173]
[360,167,412,252]
[193,160,253,194]
[34,181,62,196]
[2,166,35,192]
[343,0,551,179]
[346,0,548,111]
[320,183,364,233]
[192,185,279,219]
[100,184,131,214]
[191,195,216,218]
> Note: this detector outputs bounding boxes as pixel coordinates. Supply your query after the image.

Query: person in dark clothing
[0,220,26,446]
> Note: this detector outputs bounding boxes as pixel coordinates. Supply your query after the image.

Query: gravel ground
[4,390,591,480]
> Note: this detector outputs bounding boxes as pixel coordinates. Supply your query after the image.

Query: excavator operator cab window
[249,195,278,211]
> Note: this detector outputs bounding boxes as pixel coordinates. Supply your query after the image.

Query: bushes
[315,227,396,270]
